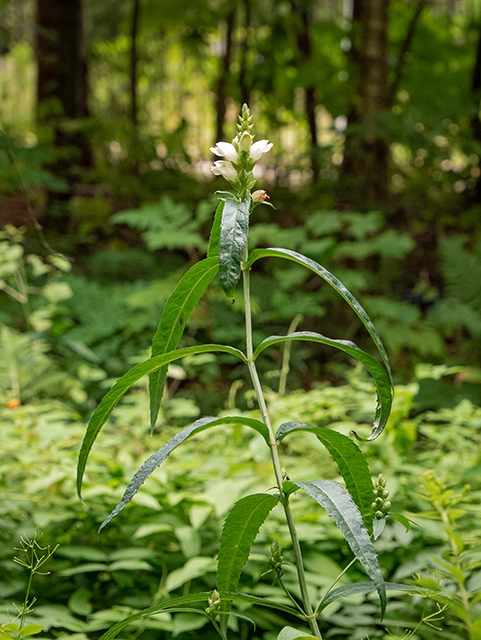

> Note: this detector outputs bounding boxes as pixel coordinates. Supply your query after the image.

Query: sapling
[77,105,407,640]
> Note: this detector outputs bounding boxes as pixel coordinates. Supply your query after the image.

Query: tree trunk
[36,0,92,220]
[215,8,235,145]
[239,0,251,108]
[341,0,390,206]
[471,22,481,201]
[293,0,320,181]
[130,0,140,131]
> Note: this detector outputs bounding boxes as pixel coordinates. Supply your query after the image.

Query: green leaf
[99,417,270,530]
[77,343,246,501]
[247,248,393,421]
[276,422,375,529]
[294,480,386,619]
[217,494,279,626]
[219,197,251,300]
[59,563,109,577]
[388,513,411,532]
[149,257,219,428]
[255,332,392,440]
[277,626,317,640]
[207,200,225,257]
[373,518,386,540]
[98,592,303,640]
[318,581,414,612]
[18,625,44,637]
[165,557,216,592]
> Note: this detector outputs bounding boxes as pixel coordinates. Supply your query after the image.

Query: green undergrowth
[1,365,481,639]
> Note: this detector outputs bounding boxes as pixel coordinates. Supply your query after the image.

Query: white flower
[210,160,237,182]
[250,140,273,162]
[210,142,238,164]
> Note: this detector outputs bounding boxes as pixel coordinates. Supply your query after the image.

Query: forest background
[1,0,481,638]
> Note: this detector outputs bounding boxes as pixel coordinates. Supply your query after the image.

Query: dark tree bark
[342,0,426,206]
[215,8,235,144]
[36,0,92,218]
[130,0,140,131]
[471,22,481,201]
[239,0,251,108]
[342,0,390,206]
[292,0,320,181]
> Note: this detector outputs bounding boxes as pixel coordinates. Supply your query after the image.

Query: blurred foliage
[1,339,481,639]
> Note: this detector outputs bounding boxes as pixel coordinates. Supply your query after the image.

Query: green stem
[316,557,357,615]
[242,248,323,640]
[440,508,472,637]
[278,314,303,397]
[20,550,35,629]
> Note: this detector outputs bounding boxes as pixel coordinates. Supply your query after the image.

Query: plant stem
[278,314,303,397]
[242,250,323,639]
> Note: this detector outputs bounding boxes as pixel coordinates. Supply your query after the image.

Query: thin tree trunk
[36,0,92,222]
[471,22,481,200]
[341,0,390,206]
[239,0,251,108]
[357,0,390,204]
[293,0,320,181]
[215,8,235,144]
[130,0,140,131]
[342,0,426,206]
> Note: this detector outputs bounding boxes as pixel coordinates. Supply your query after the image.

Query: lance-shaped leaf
[276,422,375,529]
[246,248,393,388]
[217,494,279,625]
[100,419,271,531]
[294,480,386,619]
[219,197,251,300]
[99,592,304,640]
[77,343,246,501]
[149,257,219,428]
[254,331,392,439]
[207,200,225,257]
[317,581,414,612]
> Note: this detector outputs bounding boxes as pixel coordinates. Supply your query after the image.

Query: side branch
[389,0,427,105]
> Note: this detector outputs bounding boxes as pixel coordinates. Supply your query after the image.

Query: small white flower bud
[252,189,270,203]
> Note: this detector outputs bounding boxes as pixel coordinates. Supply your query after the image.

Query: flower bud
[206,589,221,615]
[269,537,283,569]
[239,131,253,153]
[252,189,270,203]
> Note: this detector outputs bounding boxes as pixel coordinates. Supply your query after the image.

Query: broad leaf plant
[77,106,403,640]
